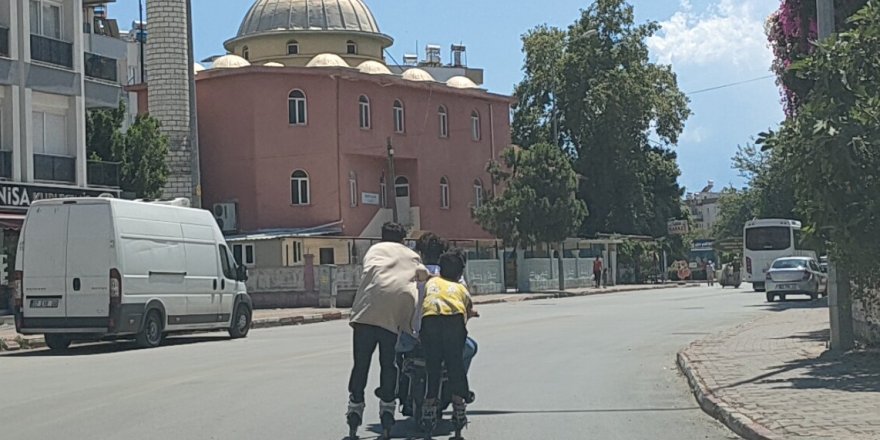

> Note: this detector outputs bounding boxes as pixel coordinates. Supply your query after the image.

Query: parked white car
[765,256,827,302]
[14,197,252,351]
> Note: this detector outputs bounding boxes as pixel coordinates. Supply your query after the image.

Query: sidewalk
[678,302,880,440]
[0,283,685,351]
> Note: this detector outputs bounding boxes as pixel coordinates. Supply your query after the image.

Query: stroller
[398,345,469,439]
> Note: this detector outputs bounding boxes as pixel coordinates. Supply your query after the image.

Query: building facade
[0,0,127,312]
[686,180,722,234]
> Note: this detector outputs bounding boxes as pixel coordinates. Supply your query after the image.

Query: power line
[686,75,775,96]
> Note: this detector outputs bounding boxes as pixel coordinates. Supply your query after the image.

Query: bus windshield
[745,227,791,251]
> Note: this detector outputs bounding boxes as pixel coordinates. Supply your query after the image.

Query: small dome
[358,60,392,75]
[446,76,479,89]
[194,63,206,74]
[263,62,285,67]
[402,68,435,82]
[306,53,349,68]
[212,54,251,69]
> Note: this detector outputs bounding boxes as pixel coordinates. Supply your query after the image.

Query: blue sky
[111,0,783,193]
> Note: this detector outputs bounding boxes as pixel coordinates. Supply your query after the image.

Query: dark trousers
[348,323,398,403]
[421,314,469,400]
[594,271,602,288]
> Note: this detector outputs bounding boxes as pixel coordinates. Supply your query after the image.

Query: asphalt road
[0,286,773,440]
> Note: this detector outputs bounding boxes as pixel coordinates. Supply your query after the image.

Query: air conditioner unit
[213,203,238,233]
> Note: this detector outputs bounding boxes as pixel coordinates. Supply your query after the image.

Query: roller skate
[420,399,438,440]
[451,399,468,440]
[345,398,365,440]
[379,399,396,440]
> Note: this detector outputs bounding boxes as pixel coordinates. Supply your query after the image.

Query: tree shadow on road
[766,350,880,393]
[1,335,233,357]
[747,297,828,312]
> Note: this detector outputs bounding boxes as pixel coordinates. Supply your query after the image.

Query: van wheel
[137,311,164,348]
[229,304,252,339]
[44,334,71,351]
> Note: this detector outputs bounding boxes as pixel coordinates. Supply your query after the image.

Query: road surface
[0,286,772,439]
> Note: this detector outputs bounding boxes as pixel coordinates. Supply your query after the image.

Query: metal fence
[31,35,73,69]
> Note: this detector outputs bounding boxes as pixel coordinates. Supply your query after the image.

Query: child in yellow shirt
[420,249,473,429]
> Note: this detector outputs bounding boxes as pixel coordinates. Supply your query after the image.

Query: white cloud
[647,0,773,67]
[680,125,710,144]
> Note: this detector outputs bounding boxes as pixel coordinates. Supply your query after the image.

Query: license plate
[777,284,795,290]
[30,299,60,308]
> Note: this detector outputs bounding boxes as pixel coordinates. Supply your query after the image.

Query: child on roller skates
[419,249,474,437]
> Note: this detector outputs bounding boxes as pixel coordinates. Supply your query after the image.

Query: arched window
[395,176,410,198]
[242,46,250,61]
[471,110,481,141]
[379,173,387,208]
[288,90,307,125]
[473,179,484,208]
[287,40,300,55]
[349,171,358,208]
[393,100,405,133]
[358,95,371,129]
[438,106,449,138]
[291,170,310,205]
[440,177,450,209]
[347,40,358,55]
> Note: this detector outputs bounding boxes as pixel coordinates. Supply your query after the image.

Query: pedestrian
[593,256,604,288]
[420,249,474,429]
[707,260,716,287]
[346,222,429,435]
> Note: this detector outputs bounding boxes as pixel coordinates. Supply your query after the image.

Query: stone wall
[466,259,505,294]
[145,0,196,201]
[853,288,880,346]
[517,257,598,292]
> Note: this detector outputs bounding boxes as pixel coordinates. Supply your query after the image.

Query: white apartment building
[0,0,126,312]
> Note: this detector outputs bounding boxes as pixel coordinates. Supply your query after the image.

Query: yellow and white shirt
[422,277,472,318]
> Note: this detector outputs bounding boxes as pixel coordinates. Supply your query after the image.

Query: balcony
[0,26,9,58]
[30,35,73,69]
[84,52,118,83]
[87,160,120,188]
[0,151,11,179]
[34,154,75,183]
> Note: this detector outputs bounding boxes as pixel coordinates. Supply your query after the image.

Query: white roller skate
[345,398,365,440]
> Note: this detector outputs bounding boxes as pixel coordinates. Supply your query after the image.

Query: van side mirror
[237,265,249,282]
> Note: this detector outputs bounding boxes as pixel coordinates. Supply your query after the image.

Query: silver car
[765,257,828,302]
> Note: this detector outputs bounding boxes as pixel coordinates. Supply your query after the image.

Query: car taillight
[746,257,752,275]
[13,270,22,307]
[110,269,122,302]
[766,272,772,281]
[802,271,813,281]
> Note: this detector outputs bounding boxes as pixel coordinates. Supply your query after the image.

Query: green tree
[513,0,691,237]
[86,103,169,199]
[774,2,880,281]
[473,143,587,249]
[712,188,757,241]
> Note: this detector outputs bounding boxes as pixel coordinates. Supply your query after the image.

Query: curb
[677,350,780,440]
[1,283,690,351]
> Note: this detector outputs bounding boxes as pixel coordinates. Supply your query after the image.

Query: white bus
[743,219,816,292]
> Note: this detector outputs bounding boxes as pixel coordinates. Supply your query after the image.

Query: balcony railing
[30,34,73,69]
[0,26,9,58]
[84,52,118,83]
[0,151,11,179]
[87,160,120,188]
[34,154,75,183]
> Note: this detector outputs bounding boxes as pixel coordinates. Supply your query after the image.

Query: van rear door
[65,204,113,318]
[22,205,70,318]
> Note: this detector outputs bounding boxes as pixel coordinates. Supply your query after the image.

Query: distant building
[686,180,722,233]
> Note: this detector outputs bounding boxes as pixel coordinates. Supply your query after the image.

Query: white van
[13,197,253,350]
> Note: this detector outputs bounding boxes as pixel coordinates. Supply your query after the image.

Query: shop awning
[0,213,25,231]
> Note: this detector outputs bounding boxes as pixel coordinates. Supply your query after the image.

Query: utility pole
[386,138,398,224]
[138,0,145,83]
[816,0,854,352]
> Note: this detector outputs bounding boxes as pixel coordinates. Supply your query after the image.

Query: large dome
[237,0,382,37]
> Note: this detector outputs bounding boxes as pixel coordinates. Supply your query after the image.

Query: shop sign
[0,183,118,210]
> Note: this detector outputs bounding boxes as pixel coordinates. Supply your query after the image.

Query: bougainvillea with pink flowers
[766,0,867,116]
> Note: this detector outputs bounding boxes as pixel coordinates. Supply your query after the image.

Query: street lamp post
[386,138,398,224]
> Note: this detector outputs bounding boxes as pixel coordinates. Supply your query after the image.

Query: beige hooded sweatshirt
[350,242,429,335]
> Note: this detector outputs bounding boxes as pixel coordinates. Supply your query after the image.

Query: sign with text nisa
[0,183,118,210]
[667,220,689,236]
